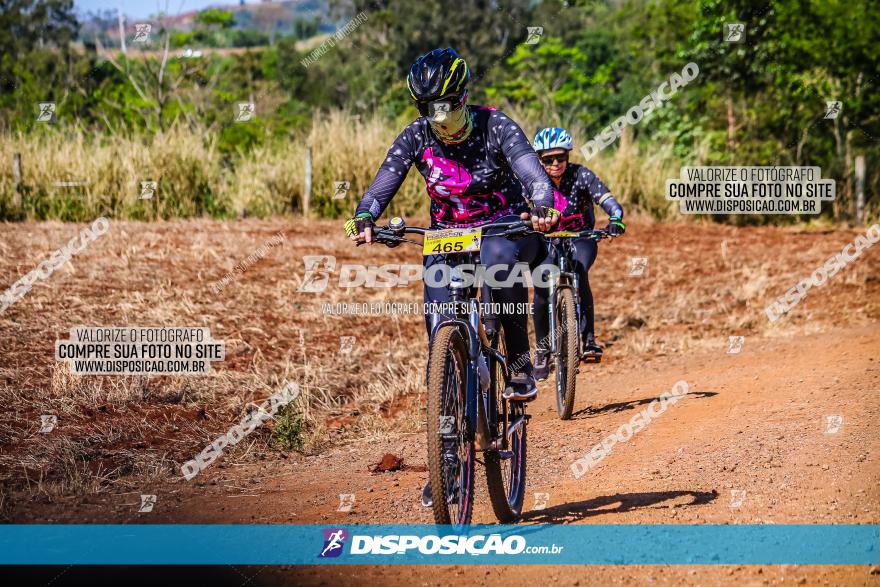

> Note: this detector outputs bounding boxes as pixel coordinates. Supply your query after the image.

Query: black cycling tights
[422,217,546,375]
[532,237,598,353]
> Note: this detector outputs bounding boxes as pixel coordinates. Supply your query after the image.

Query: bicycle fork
[571,271,582,354]
[553,250,582,355]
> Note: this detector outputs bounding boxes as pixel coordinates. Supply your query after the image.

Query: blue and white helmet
[532,127,573,152]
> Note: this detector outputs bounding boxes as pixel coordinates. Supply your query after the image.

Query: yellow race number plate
[545,231,579,237]
[423,227,483,256]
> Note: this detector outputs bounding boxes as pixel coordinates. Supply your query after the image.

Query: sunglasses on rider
[416,91,467,118]
[540,153,569,165]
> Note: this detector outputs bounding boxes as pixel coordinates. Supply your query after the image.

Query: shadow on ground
[521,490,719,523]
[571,391,718,419]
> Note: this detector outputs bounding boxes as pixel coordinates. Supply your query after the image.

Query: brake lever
[587,230,611,240]
[355,237,389,246]
[497,225,532,239]
[356,234,416,247]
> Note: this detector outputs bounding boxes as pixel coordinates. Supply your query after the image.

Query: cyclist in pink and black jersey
[346,48,560,402]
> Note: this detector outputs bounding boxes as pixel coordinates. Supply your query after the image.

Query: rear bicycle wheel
[484,330,527,522]
[555,287,579,420]
[426,325,474,527]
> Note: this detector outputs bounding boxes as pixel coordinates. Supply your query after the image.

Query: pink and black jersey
[553,163,623,231]
[355,106,556,227]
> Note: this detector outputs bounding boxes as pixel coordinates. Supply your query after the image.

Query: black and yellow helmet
[407,48,470,105]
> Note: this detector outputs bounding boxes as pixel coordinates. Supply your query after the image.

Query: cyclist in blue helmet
[530,127,626,380]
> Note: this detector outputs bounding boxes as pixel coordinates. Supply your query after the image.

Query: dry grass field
[0,113,683,222]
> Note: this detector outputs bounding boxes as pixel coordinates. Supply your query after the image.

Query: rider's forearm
[493,111,556,209]
[598,194,623,219]
[580,166,619,218]
[356,126,418,220]
[511,152,556,208]
[356,165,407,220]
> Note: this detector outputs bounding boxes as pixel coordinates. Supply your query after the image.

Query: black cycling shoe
[533,351,550,381]
[503,372,538,402]
[581,333,604,363]
[420,478,461,508]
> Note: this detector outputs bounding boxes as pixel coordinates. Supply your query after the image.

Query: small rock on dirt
[372,453,403,473]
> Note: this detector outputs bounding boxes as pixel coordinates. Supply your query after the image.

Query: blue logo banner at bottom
[0,524,876,565]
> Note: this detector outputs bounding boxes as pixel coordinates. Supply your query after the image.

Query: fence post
[117,8,126,55]
[12,152,22,211]
[855,155,865,224]
[303,146,312,218]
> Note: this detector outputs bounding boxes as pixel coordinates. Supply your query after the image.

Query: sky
[74,0,240,20]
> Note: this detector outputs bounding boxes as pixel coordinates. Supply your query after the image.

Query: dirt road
[15,322,877,586]
[1,219,878,585]
[148,323,880,585]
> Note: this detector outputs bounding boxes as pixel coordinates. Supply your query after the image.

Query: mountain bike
[362,217,535,527]
[540,228,611,420]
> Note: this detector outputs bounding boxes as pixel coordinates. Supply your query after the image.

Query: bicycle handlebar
[357,219,537,248]
[355,218,619,249]
[541,228,613,240]
[582,228,612,240]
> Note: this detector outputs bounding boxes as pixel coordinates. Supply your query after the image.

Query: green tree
[195,8,235,29]
[0,0,78,127]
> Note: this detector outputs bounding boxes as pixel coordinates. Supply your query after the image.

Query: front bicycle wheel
[484,330,527,522]
[555,287,579,420]
[426,325,475,527]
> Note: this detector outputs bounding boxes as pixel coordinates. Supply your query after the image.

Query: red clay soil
[0,218,878,585]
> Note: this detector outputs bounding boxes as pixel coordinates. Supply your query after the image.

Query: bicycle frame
[427,264,511,453]
[362,217,549,522]
[547,240,582,357]
[543,229,610,357]
[365,219,532,454]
